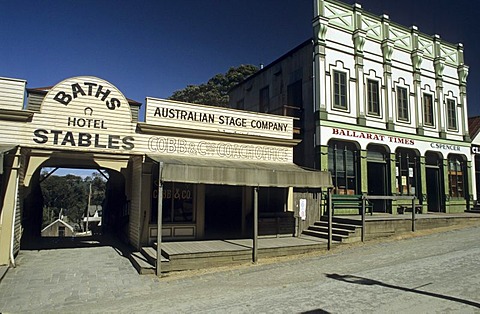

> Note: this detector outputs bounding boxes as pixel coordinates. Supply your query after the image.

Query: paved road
[1,226,480,313]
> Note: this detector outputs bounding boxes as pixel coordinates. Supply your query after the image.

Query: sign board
[145,98,293,140]
[0,76,296,163]
[299,198,307,220]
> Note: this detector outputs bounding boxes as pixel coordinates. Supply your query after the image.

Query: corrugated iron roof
[469,116,480,139]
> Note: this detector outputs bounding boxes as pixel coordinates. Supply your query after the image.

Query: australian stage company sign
[145,98,293,139]
[32,76,135,151]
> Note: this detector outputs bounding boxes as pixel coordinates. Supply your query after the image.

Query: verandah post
[156,162,164,276]
[253,186,259,263]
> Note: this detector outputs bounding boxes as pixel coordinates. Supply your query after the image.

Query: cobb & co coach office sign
[144,98,294,162]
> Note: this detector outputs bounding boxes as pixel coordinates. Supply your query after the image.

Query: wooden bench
[397,205,422,214]
[331,194,373,215]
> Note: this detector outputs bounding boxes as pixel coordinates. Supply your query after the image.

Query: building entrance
[367,145,390,213]
[204,185,243,239]
[367,162,388,212]
[425,152,444,212]
[21,156,130,249]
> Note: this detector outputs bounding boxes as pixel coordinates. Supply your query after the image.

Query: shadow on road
[20,233,133,258]
[326,273,480,309]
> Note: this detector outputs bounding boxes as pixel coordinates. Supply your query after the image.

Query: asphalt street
[1,225,480,313]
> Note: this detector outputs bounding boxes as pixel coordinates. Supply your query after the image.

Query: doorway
[367,145,390,213]
[204,185,243,239]
[22,163,129,249]
[425,152,444,212]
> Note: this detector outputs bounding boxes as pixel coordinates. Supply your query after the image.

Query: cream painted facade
[0,76,330,266]
[229,0,470,214]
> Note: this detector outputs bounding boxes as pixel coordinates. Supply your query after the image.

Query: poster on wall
[299,199,307,221]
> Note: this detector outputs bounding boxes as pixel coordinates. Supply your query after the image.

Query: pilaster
[433,35,446,138]
[360,150,368,193]
[381,15,395,131]
[389,152,399,214]
[411,26,424,136]
[313,15,329,114]
[457,43,470,141]
[419,156,427,213]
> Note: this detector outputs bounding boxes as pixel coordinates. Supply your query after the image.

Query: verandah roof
[148,154,332,188]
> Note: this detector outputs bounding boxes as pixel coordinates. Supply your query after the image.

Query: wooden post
[156,162,164,277]
[411,197,416,232]
[253,186,259,263]
[328,188,332,250]
[361,194,366,242]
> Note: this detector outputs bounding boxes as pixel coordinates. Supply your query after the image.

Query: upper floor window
[367,79,380,116]
[259,86,269,113]
[423,93,434,126]
[447,99,457,130]
[333,70,348,110]
[396,86,409,121]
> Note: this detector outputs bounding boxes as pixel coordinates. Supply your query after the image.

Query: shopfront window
[151,181,194,223]
[395,149,419,196]
[328,141,360,194]
[448,155,465,198]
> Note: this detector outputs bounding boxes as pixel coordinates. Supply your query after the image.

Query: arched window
[448,155,466,198]
[328,141,360,194]
[395,148,420,196]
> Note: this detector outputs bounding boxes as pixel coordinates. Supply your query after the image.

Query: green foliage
[168,64,258,106]
[40,171,106,228]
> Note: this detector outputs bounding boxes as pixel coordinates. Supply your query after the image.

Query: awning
[148,155,332,188]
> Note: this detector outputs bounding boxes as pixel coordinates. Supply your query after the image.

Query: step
[314,221,359,231]
[129,252,155,275]
[302,229,348,242]
[320,216,363,226]
[141,247,170,264]
[308,225,356,236]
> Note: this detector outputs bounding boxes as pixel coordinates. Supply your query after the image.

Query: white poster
[299,199,307,221]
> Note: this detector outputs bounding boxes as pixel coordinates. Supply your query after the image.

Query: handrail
[361,194,417,242]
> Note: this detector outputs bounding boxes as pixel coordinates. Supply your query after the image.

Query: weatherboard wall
[0,77,26,111]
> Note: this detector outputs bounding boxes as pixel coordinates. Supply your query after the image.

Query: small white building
[41,219,75,237]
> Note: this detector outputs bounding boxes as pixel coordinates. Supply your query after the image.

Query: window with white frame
[367,79,380,116]
[333,70,348,110]
[396,86,409,121]
[447,99,457,130]
[423,93,434,126]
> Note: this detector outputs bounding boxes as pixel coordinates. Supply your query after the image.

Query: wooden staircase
[128,243,170,275]
[302,216,363,243]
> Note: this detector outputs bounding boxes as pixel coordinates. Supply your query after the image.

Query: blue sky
[1,0,479,122]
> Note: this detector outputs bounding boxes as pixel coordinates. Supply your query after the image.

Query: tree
[40,171,107,229]
[168,64,258,106]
